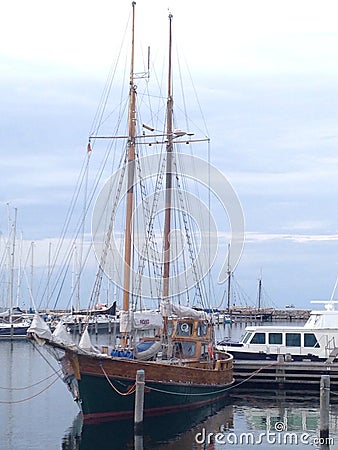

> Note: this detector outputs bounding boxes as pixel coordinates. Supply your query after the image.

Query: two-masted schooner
[28,2,233,423]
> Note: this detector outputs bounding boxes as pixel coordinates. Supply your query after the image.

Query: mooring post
[134,369,145,436]
[276,354,285,386]
[320,375,330,449]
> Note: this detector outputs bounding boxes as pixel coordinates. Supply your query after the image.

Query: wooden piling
[276,354,285,386]
[134,369,145,436]
[134,434,143,450]
[320,375,330,449]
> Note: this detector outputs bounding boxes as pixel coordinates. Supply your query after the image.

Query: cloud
[245,231,338,244]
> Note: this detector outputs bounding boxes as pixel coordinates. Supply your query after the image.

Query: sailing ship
[28,3,233,423]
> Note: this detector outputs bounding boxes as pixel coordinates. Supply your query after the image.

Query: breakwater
[227,307,310,322]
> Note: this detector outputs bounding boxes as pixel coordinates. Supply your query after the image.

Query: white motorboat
[216,300,338,362]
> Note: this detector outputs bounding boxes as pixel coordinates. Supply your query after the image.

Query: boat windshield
[242,332,252,344]
[251,333,266,344]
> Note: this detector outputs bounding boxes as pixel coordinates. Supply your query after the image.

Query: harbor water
[1,322,338,449]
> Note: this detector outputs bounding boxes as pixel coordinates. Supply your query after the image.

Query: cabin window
[304,333,320,348]
[173,342,196,357]
[167,322,174,336]
[197,322,208,336]
[251,333,266,344]
[201,343,208,358]
[286,333,301,347]
[176,322,193,336]
[242,332,252,344]
[269,333,282,345]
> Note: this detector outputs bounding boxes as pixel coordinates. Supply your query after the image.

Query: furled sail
[160,299,208,320]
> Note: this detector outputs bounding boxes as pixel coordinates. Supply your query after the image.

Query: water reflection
[62,400,234,450]
[228,393,338,450]
[62,391,338,450]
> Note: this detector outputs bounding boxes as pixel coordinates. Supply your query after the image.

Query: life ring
[180,323,189,333]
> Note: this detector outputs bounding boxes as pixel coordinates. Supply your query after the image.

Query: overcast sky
[1,0,338,310]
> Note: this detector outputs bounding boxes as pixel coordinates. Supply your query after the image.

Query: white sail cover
[52,321,74,345]
[133,311,163,330]
[160,299,208,320]
[78,327,100,353]
[172,304,208,320]
[27,314,53,341]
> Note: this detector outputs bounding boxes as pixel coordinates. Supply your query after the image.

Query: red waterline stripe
[83,392,228,424]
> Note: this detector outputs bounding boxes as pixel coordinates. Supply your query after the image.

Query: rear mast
[162,12,174,337]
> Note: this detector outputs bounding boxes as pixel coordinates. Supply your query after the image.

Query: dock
[233,356,338,390]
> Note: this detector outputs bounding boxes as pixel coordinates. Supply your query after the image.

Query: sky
[0,0,338,310]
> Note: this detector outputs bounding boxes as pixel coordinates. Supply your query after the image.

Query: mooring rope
[100,359,278,397]
[0,375,60,404]
[0,369,62,391]
[100,365,136,396]
[145,361,279,396]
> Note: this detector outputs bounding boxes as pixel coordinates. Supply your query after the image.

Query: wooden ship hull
[52,343,233,423]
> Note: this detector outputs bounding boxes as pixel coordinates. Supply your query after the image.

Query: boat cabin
[166,318,213,360]
[217,323,338,361]
[242,328,319,349]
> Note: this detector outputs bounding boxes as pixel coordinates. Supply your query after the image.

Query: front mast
[122,1,137,346]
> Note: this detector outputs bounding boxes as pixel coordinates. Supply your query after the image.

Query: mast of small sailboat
[162,12,174,335]
[257,270,263,311]
[9,208,17,338]
[121,1,137,345]
[226,244,232,313]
